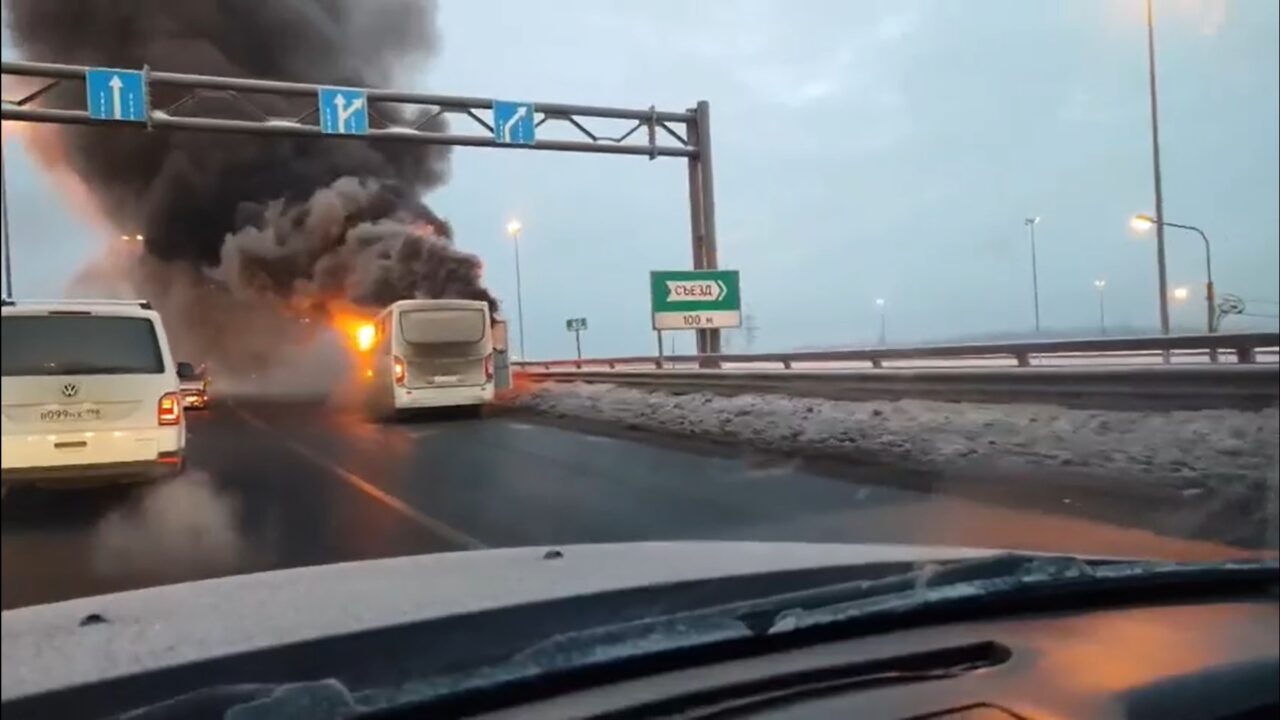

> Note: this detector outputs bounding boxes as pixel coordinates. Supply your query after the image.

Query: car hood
[1,541,1021,701]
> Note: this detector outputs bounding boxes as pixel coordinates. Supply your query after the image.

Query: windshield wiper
[112,681,355,720]
[352,554,1276,717]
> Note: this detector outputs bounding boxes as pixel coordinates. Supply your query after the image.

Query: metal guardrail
[515,332,1280,371]
[513,333,1280,410]
[518,365,1279,410]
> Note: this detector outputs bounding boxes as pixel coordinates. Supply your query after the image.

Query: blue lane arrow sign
[84,68,147,122]
[492,100,536,145]
[318,87,369,135]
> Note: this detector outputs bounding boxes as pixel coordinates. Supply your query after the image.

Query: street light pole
[506,220,527,360]
[875,298,887,345]
[1,144,13,299]
[1161,221,1217,336]
[1131,214,1217,347]
[1180,225,1216,335]
[1024,217,1041,333]
[1094,280,1107,336]
[1144,0,1172,337]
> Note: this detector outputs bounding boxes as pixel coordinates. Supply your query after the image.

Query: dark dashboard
[470,600,1277,719]
[4,559,1275,720]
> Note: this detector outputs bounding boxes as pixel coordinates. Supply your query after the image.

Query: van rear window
[1,315,165,376]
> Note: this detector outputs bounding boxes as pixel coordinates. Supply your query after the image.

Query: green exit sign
[565,317,588,332]
[649,270,741,330]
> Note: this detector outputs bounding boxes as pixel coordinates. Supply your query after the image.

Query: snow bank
[510,383,1279,486]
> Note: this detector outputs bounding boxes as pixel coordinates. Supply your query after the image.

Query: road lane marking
[230,405,486,550]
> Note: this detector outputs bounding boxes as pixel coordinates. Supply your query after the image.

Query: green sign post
[565,317,588,359]
[649,270,741,331]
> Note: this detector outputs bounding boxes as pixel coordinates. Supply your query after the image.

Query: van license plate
[40,408,103,423]
[433,376,460,384]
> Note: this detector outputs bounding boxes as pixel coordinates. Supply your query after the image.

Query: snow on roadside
[509,383,1279,486]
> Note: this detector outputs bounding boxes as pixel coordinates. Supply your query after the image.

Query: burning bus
[351,299,499,420]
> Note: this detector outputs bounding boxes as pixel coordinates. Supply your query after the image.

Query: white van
[1,299,187,486]
[363,299,495,419]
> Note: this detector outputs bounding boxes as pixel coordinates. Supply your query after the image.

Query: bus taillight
[392,355,406,385]
[484,354,494,382]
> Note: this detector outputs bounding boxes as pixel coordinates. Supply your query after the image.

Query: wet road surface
[1,399,1244,610]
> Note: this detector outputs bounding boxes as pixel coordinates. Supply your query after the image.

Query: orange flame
[323,301,374,346]
[355,323,376,352]
[320,302,378,381]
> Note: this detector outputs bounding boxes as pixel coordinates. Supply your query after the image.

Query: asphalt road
[1,399,1247,610]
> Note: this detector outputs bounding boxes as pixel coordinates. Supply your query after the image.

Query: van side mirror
[176,361,197,380]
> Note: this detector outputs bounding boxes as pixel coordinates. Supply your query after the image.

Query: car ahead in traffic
[1,542,1275,719]
[1,299,187,488]
[177,361,210,410]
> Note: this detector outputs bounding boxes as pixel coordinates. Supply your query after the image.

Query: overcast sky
[3,0,1278,358]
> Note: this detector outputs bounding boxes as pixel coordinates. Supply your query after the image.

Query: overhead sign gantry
[0,59,724,358]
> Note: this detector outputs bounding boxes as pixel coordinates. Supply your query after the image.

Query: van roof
[1,299,158,318]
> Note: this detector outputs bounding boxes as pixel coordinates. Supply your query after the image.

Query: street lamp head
[505,219,522,236]
[1094,279,1106,289]
[875,298,886,307]
[134,234,144,242]
[1024,216,1040,226]
[1172,286,1189,301]
[1129,214,1156,232]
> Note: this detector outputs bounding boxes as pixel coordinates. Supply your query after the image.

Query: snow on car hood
[0,541,1014,700]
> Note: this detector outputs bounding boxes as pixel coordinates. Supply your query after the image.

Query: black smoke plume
[4,0,496,377]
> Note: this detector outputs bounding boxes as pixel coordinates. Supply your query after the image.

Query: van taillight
[393,355,406,385]
[158,393,182,425]
[484,354,494,382]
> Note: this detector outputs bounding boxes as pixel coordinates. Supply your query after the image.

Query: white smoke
[91,470,248,582]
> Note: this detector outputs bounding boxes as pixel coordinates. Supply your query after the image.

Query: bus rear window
[399,309,487,345]
[2,315,165,376]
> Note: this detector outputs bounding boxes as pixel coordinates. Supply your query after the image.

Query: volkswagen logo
[61,383,80,398]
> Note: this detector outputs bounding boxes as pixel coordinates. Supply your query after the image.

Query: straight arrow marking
[108,75,123,119]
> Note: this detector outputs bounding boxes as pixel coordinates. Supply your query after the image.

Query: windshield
[1,315,165,376]
[0,0,1277,712]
